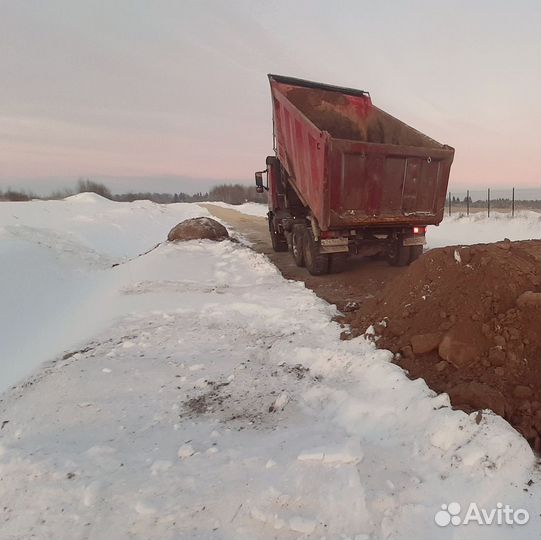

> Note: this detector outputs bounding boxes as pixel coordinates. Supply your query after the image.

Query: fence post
[512,187,515,217]
[467,189,470,216]
[448,192,451,216]
[487,188,490,217]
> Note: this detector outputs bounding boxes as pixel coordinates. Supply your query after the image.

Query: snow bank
[0,201,538,539]
[0,197,209,391]
[207,201,268,217]
[427,210,540,249]
[63,192,117,204]
[0,195,207,260]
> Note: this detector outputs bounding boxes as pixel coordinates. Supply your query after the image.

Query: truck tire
[291,225,305,267]
[387,240,411,267]
[269,218,288,252]
[329,253,347,273]
[303,228,329,275]
[410,245,423,263]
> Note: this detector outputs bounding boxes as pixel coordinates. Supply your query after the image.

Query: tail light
[413,226,426,234]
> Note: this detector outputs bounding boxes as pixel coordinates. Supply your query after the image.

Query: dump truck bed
[269,74,454,231]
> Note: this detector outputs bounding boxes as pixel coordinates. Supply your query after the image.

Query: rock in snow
[167,217,229,242]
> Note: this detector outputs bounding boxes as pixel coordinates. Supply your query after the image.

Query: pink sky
[1,1,539,193]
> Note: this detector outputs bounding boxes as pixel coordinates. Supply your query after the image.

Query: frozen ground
[0,196,539,539]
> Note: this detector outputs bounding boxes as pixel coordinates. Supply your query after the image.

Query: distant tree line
[208,183,266,205]
[6,180,535,210]
[0,188,36,201]
[449,194,541,210]
[470,198,541,209]
[0,178,267,205]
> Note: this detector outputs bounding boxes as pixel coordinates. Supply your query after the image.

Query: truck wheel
[410,245,423,263]
[303,229,329,275]
[291,225,305,267]
[269,219,288,252]
[387,240,411,267]
[329,253,347,273]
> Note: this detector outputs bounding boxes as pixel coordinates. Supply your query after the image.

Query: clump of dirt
[343,239,541,450]
[282,363,310,380]
[168,217,229,242]
[180,380,274,430]
[181,381,232,417]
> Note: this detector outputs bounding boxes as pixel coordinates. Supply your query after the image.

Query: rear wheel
[410,245,423,263]
[329,253,347,273]
[269,216,288,252]
[387,239,411,267]
[291,225,305,267]
[303,228,329,275]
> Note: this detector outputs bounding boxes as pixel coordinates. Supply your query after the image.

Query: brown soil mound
[168,217,229,242]
[343,240,541,450]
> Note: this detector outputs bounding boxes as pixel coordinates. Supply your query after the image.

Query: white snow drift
[0,194,208,391]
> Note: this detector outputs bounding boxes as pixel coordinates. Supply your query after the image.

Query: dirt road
[200,203,404,311]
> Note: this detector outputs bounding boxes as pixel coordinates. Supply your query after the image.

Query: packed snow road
[0,196,539,540]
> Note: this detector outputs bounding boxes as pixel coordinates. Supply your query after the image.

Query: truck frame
[255,74,455,275]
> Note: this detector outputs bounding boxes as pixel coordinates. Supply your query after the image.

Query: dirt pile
[343,240,541,449]
[168,217,229,242]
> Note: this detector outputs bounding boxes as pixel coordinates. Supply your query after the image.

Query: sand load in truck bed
[283,84,441,148]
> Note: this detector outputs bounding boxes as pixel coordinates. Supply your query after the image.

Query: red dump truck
[255,74,455,275]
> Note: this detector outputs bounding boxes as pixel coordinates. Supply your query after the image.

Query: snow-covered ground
[0,196,539,539]
[0,194,209,392]
[206,201,269,217]
[427,210,541,248]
